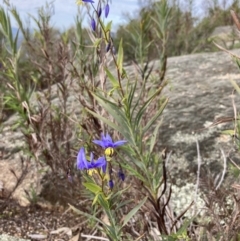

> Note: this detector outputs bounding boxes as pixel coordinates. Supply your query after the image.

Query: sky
[0,0,235,32]
[0,0,144,31]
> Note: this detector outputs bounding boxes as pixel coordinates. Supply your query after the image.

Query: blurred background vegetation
[0,0,239,106]
[0,0,239,101]
[115,0,240,61]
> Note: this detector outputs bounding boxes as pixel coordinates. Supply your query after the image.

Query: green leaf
[122,162,146,182]
[110,184,130,200]
[229,78,240,95]
[97,195,120,238]
[86,107,133,145]
[127,81,137,109]
[93,94,128,127]
[135,85,165,130]
[143,97,168,133]
[229,164,240,178]
[68,204,105,226]
[163,218,193,241]
[93,38,102,48]
[105,21,112,33]
[105,68,119,88]
[116,200,132,210]
[149,119,163,154]
[98,194,110,210]
[13,29,19,56]
[86,107,121,131]
[88,93,134,143]
[107,87,118,97]
[117,38,123,76]
[83,182,102,194]
[221,129,235,136]
[92,193,100,206]
[69,203,119,239]
[121,196,147,228]
[233,56,240,70]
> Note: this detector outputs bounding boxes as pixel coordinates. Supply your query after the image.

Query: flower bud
[91,18,96,31]
[97,7,102,18]
[109,179,114,189]
[106,42,111,52]
[82,0,94,3]
[105,3,110,18]
[118,169,125,181]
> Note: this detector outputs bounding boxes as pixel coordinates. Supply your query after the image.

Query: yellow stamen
[87,169,98,176]
[105,147,114,157]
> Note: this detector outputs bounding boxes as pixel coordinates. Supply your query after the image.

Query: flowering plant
[1,0,239,238]
[76,133,127,192]
[68,0,188,240]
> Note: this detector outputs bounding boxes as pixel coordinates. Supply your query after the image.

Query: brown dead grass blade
[232,183,240,190]
[231,10,240,32]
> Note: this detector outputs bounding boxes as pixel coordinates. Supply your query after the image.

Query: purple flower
[83,0,94,3]
[77,147,106,171]
[109,179,114,189]
[91,18,96,31]
[93,133,127,149]
[97,7,102,18]
[105,3,110,18]
[106,42,111,52]
[118,169,125,181]
[102,160,107,173]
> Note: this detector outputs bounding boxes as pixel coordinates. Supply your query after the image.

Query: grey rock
[211,25,238,39]
[1,48,240,204]
[160,49,240,185]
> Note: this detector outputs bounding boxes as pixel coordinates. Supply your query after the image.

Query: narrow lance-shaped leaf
[105,20,112,33]
[149,119,163,154]
[12,29,20,56]
[92,93,129,128]
[121,197,147,228]
[68,204,106,227]
[122,164,147,183]
[86,108,133,145]
[92,193,99,206]
[127,81,137,111]
[83,182,102,194]
[135,85,165,129]
[105,68,119,88]
[230,78,240,95]
[93,38,102,48]
[98,195,116,227]
[143,97,168,133]
[221,129,235,136]
[89,93,135,143]
[117,38,123,76]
